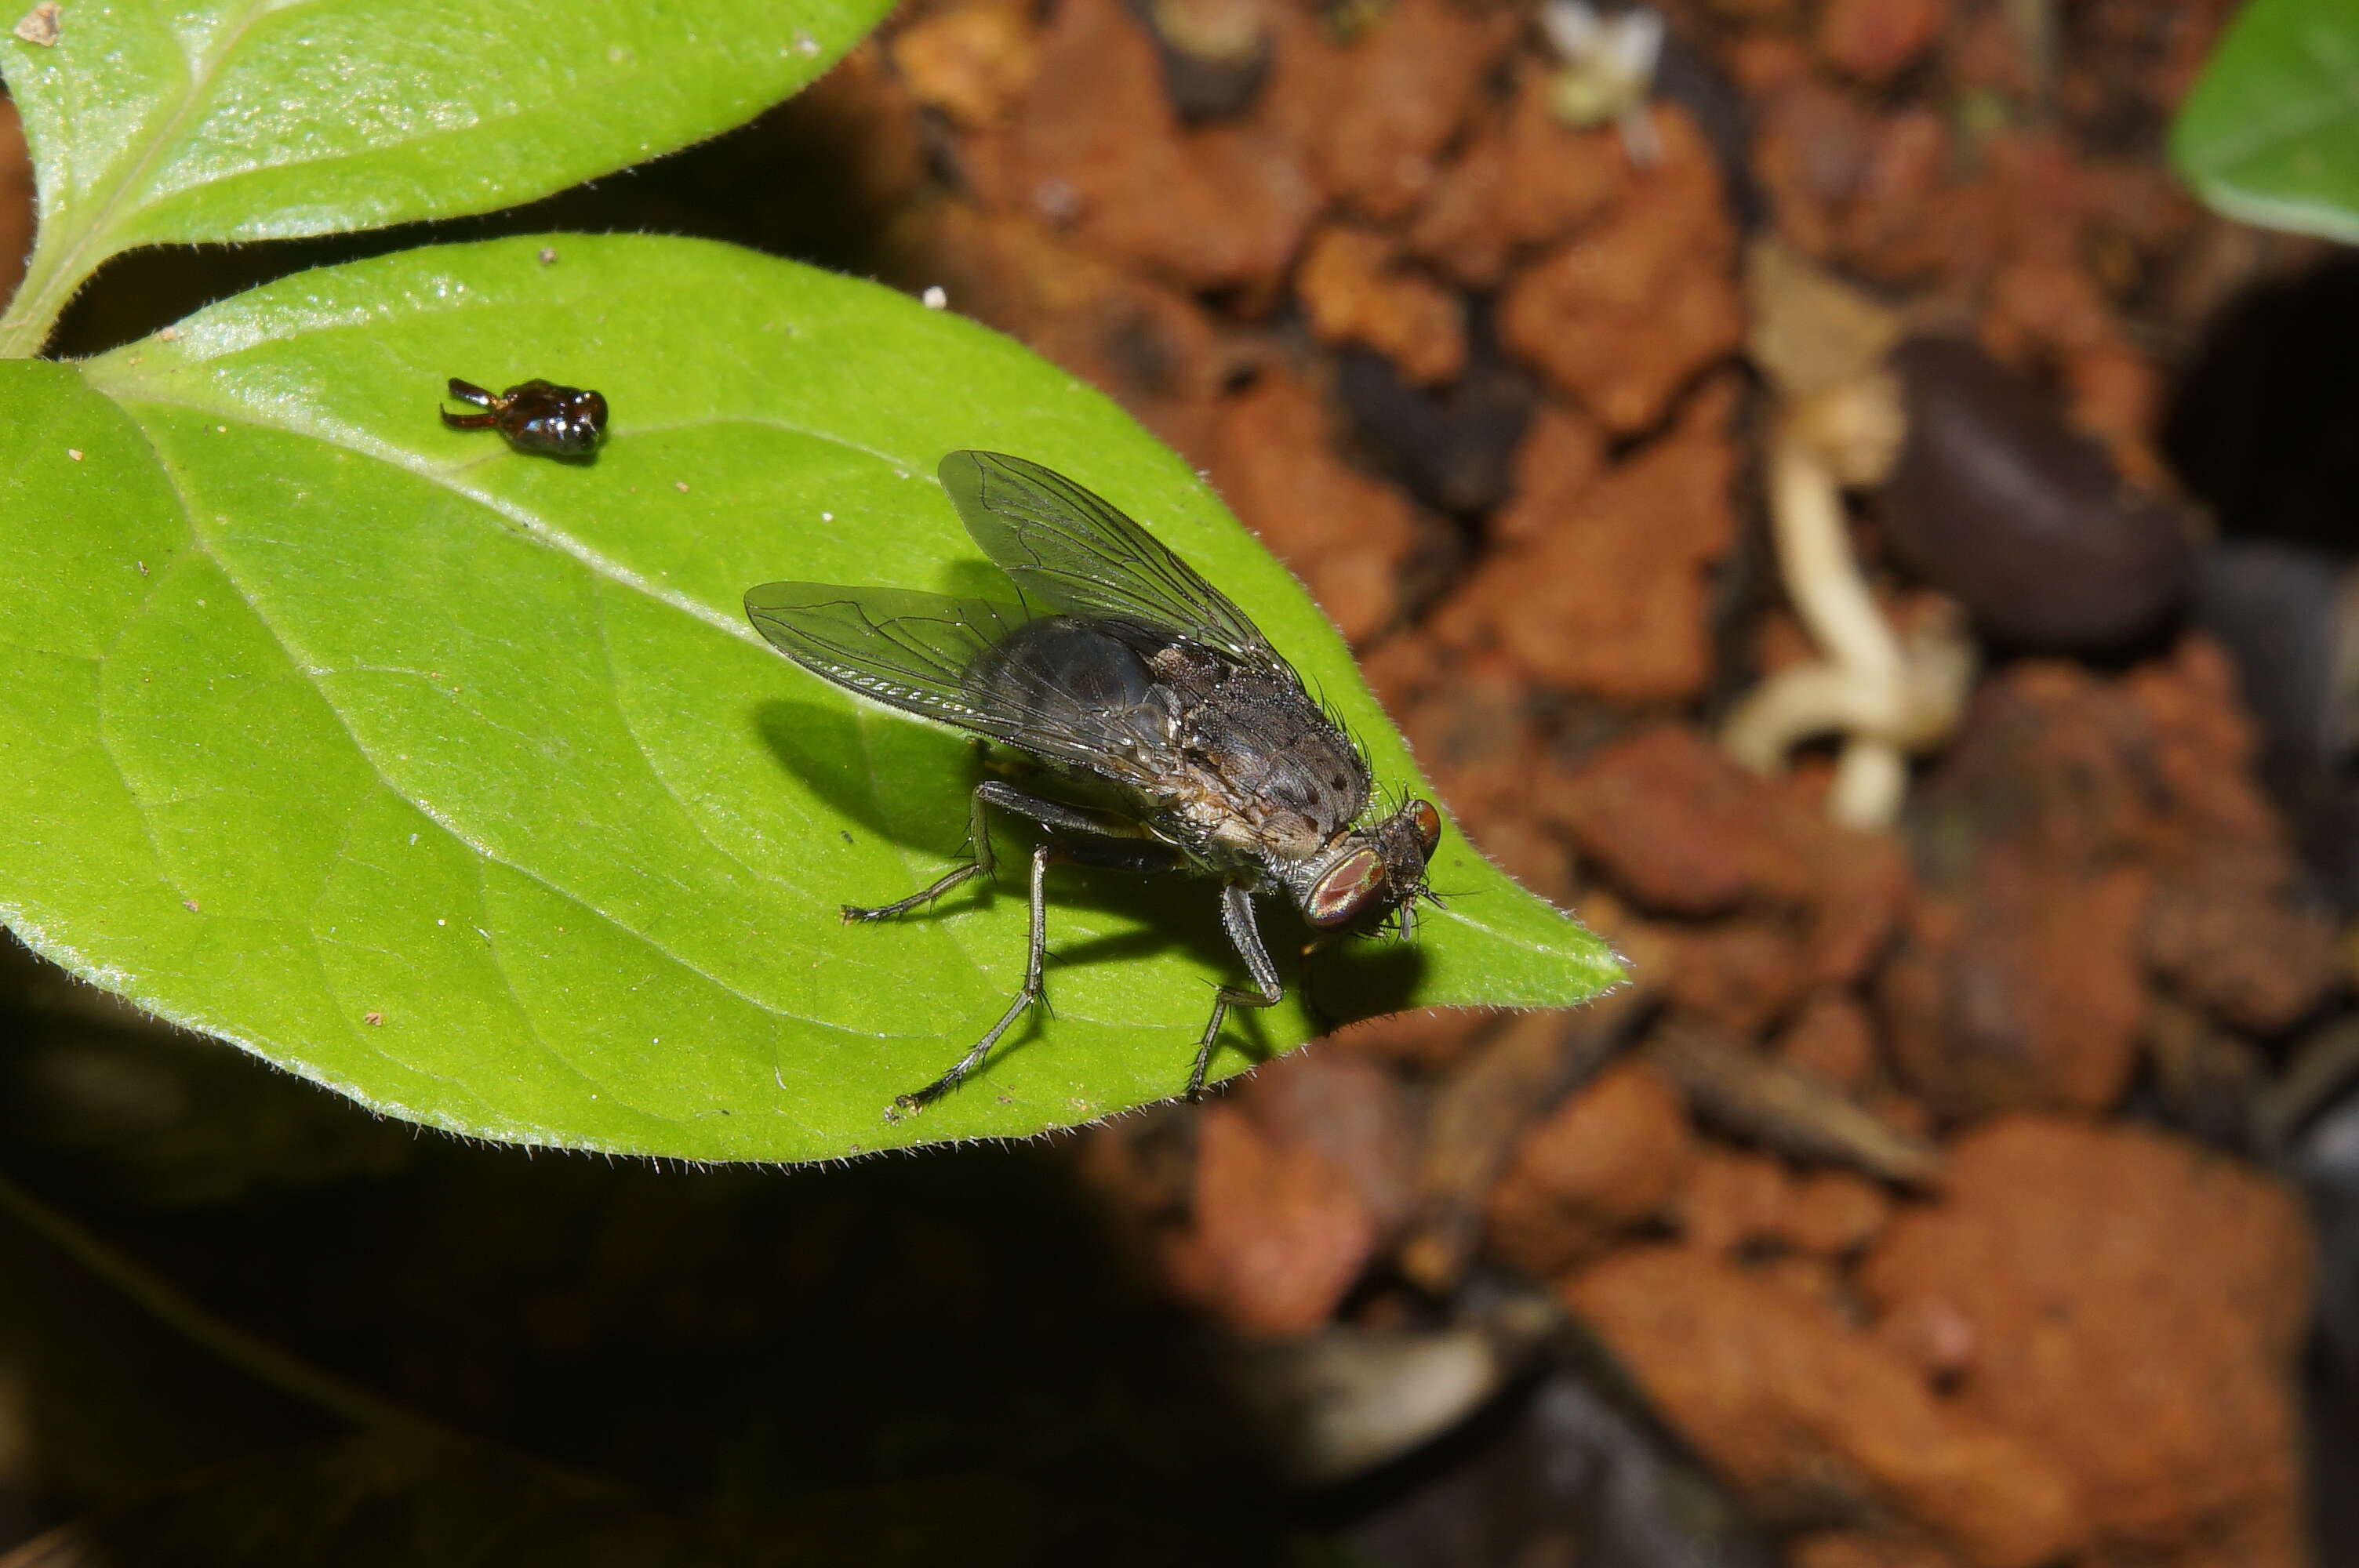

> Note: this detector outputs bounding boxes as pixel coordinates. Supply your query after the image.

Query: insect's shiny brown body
[440,377,607,456]
[747,452,1441,1116]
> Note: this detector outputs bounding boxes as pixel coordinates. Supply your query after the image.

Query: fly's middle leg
[868,782,1183,1116]
[844,779,1117,923]
[1186,883,1285,1102]
[889,841,1058,1120]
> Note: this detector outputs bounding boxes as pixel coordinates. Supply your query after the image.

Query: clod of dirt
[1786,1530,1968,1568]
[1773,989,1877,1091]
[2125,637,2342,1032]
[1499,107,1743,434]
[1332,333,1537,517]
[1484,1058,1692,1278]
[1296,224,1467,387]
[1405,61,1628,289]
[1207,364,1424,644]
[886,203,1229,462]
[1878,695,2155,1120]
[1434,378,1738,700]
[1565,1246,2088,1568]
[1814,0,1945,87]
[1665,916,1811,1036]
[1234,1047,1419,1236]
[1488,399,1605,545]
[1263,0,1520,223]
[1881,334,2194,651]
[1163,1101,1379,1336]
[890,2,1039,129]
[1005,0,1317,296]
[1861,1116,2312,1563]
[1542,724,1911,987]
[1881,650,2339,1121]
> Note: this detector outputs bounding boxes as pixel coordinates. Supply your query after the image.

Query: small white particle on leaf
[156,326,180,341]
[921,285,947,310]
[11,4,60,49]
[65,448,82,460]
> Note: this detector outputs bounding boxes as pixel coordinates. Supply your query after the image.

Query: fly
[746,451,1442,1117]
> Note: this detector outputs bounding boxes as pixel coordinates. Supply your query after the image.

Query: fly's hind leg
[1185,883,1285,1102]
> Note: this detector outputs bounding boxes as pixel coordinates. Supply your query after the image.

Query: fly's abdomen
[963,615,1176,757]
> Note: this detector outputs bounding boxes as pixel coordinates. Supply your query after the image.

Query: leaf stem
[0,223,91,358]
[0,1163,451,1438]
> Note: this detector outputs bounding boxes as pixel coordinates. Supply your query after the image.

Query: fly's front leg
[889,841,1057,1120]
[1186,883,1285,1101]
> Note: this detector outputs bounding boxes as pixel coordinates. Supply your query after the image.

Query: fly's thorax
[1169,672,1371,855]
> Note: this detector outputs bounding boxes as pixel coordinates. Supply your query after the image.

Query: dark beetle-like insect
[440,377,607,456]
[747,451,1442,1116]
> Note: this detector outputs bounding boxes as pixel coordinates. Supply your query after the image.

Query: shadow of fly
[747,452,1441,1118]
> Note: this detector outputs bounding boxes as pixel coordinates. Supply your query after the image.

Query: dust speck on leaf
[11,3,60,48]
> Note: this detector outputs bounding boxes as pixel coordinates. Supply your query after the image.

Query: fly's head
[1294,798,1443,936]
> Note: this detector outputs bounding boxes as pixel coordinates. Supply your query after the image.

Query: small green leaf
[0,234,1619,1161]
[0,0,891,353]
[2172,0,2359,242]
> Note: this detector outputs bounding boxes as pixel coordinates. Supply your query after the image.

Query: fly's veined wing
[938,451,1290,676]
[744,582,1160,782]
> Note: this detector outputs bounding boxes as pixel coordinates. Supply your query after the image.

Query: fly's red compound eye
[1307,847,1386,928]
[1408,799,1441,858]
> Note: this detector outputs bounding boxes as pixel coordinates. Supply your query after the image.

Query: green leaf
[0,233,1619,1161]
[2171,0,2359,242]
[0,0,892,354]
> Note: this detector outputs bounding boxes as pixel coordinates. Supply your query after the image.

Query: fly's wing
[939,451,1293,678]
[744,581,1159,782]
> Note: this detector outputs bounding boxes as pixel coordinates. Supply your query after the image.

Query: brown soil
[825,0,2347,1559]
